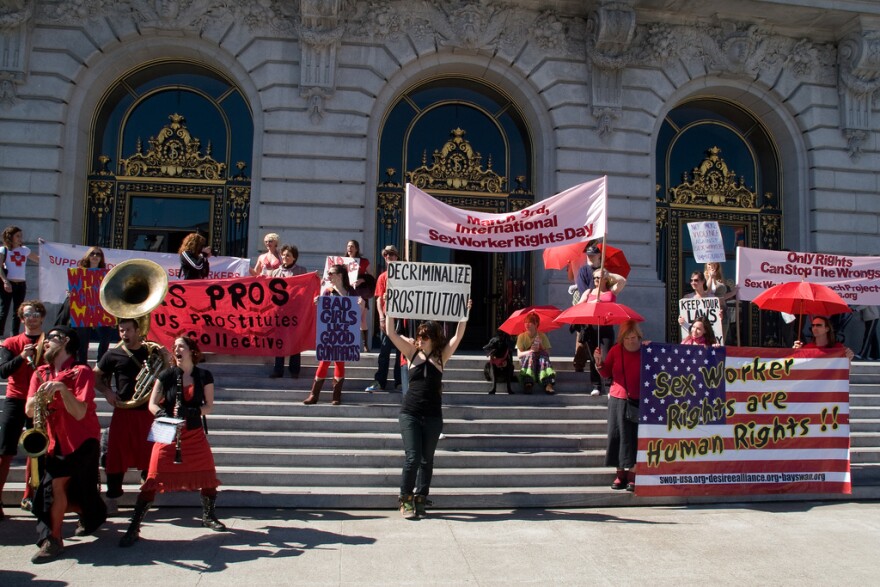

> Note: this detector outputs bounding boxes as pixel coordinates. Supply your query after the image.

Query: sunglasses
[811,323,826,328]
[328,271,341,276]
[47,333,66,341]
[22,311,41,318]
[691,279,702,283]
[417,333,430,340]
[89,252,103,257]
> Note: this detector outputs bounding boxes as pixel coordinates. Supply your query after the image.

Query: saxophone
[18,360,50,488]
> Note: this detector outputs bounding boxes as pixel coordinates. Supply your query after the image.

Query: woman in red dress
[119,336,225,547]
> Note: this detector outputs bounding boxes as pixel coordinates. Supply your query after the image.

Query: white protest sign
[736,247,880,304]
[687,221,725,263]
[385,261,471,321]
[39,241,250,303]
[679,296,724,344]
[322,256,360,290]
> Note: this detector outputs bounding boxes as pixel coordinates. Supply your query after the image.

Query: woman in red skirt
[119,336,225,547]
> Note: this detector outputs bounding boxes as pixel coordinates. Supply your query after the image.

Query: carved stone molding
[587,1,636,138]
[838,30,880,160]
[298,0,344,124]
[0,0,34,107]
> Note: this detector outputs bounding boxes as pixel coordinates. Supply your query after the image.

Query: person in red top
[793,315,856,360]
[365,245,402,392]
[27,326,106,563]
[594,319,644,492]
[0,300,47,519]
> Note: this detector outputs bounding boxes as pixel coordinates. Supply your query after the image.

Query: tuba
[100,259,170,408]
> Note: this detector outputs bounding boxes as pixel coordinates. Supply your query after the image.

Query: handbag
[625,399,640,423]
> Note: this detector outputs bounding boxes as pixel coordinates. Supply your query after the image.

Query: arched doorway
[84,61,253,256]
[656,98,783,346]
[375,78,534,349]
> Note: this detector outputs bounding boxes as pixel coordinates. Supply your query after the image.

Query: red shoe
[611,469,627,490]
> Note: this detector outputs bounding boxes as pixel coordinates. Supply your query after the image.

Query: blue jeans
[398,412,443,496]
[373,329,401,388]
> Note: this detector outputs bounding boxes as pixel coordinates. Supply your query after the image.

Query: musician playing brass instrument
[0,300,46,519]
[119,336,224,547]
[94,318,169,512]
[27,326,106,563]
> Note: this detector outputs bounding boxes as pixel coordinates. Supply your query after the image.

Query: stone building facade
[1,0,879,346]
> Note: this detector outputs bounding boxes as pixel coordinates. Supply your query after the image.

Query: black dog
[483,333,515,394]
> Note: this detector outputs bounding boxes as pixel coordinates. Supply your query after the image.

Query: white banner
[322,256,360,290]
[736,247,880,304]
[385,261,471,321]
[39,241,251,303]
[679,296,724,344]
[405,177,606,252]
[687,221,725,263]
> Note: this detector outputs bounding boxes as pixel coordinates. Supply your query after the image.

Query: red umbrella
[597,244,631,278]
[751,281,852,316]
[542,241,588,271]
[554,300,645,326]
[499,305,563,335]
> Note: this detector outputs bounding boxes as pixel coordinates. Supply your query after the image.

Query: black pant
[398,412,443,496]
[0,280,26,336]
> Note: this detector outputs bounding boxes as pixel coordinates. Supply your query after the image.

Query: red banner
[151,273,321,356]
[68,268,115,328]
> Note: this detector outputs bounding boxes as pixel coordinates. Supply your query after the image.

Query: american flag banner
[636,343,851,497]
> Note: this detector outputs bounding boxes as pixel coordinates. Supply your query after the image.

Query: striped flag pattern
[636,344,851,497]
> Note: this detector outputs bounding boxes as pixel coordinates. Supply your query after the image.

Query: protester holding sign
[577,267,627,396]
[681,316,717,347]
[794,316,855,360]
[679,271,724,343]
[304,264,360,405]
[72,247,115,364]
[1,225,41,337]
[704,262,736,342]
[386,299,472,519]
[178,233,211,280]
[346,240,374,352]
[594,320,644,493]
[268,244,308,379]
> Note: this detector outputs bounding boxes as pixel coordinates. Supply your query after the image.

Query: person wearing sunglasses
[0,300,47,519]
[793,316,855,360]
[385,298,472,519]
[303,264,362,405]
[268,244,308,379]
[26,326,105,563]
[678,271,723,341]
[71,246,115,364]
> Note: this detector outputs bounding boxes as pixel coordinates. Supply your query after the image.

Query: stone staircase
[3,351,880,509]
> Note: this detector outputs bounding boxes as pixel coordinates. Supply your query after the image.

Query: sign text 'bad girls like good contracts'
[405,177,607,253]
[151,272,321,356]
[315,296,362,362]
[385,261,472,321]
[736,247,880,304]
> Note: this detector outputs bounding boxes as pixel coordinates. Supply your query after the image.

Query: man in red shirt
[0,300,46,519]
[27,326,106,563]
[365,245,402,392]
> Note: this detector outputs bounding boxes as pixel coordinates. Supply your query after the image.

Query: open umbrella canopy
[751,281,852,316]
[554,300,645,326]
[499,305,563,335]
[542,242,632,277]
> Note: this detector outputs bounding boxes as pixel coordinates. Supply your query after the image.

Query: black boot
[201,494,227,531]
[331,378,344,405]
[119,499,152,547]
[303,378,324,404]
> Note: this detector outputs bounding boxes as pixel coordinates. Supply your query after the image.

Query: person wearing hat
[27,325,106,563]
[365,245,403,392]
[571,244,603,374]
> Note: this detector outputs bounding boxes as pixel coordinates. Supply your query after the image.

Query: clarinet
[174,370,183,463]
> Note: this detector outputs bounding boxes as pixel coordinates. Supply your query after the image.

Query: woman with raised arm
[386,299,472,519]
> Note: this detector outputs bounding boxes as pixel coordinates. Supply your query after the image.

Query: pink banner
[736,247,880,304]
[405,177,606,252]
